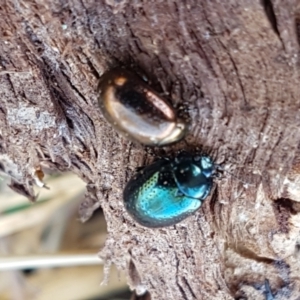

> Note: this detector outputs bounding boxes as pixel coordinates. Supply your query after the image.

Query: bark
[1,0,300,299]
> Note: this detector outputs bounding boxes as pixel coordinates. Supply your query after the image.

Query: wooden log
[1,1,300,299]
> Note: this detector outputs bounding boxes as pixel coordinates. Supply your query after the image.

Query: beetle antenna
[215,164,255,187]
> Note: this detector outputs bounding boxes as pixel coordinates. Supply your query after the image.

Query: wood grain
[1,1,300,299]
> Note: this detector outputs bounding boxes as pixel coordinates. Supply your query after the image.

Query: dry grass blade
[0,253,102,270]
[0,174,86,238]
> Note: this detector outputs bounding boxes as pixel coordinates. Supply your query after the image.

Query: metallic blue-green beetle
[123,152,215,228]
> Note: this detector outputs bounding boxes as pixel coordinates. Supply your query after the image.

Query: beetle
[98,68,188,146]
[123,152,215,228]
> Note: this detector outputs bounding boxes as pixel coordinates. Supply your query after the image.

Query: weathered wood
[1,1,300,299]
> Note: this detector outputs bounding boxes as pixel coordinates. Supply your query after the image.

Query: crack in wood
[182,276,197,299]
[219,41,249,109]
[175,254,189,300]
[295,15,300,48]
[273,198,298,233]
[260,0,285,50]
[261,0,280,37]
[60,70,89,105]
